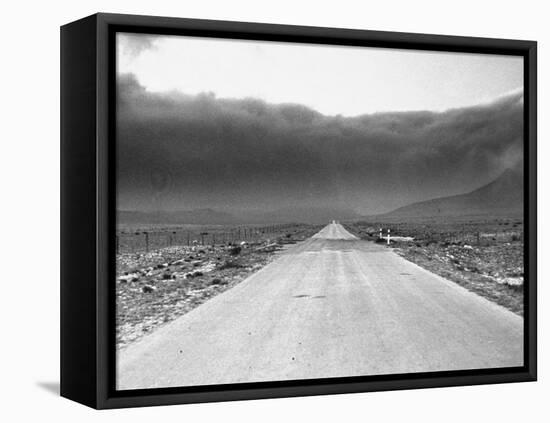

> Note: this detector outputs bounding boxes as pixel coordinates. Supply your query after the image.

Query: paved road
[117,223,523,390]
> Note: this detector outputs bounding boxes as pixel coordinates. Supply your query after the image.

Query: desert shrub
[229,246,242,256]
[218,260,244,270]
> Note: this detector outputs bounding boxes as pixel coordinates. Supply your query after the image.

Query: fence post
[145,232,149,252]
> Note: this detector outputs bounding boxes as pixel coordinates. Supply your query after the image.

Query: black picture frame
[60,12,537,409]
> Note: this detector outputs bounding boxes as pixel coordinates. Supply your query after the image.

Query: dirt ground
[345,217,524,315]
[116,224,322,349]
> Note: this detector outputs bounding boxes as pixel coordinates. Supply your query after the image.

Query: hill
[118,206,361,225]
[246,206,361,224]
[380,167,523,219]
[118,209,237,225]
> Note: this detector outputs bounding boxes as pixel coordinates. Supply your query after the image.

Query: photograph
[114,31,525,390]
[2,0,547,418]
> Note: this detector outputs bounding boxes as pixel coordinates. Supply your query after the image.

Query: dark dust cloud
[117,73,523,217]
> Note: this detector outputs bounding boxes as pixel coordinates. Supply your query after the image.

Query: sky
[117,33,522,116]
[116,32,524,217]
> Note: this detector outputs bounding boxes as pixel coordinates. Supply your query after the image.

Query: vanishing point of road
[117,223,523,390]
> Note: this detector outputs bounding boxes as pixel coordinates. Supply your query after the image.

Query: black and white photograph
[114,32,526,390]
[3,0,548,418]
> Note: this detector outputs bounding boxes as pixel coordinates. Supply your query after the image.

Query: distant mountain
[118,209,237,225]
[118,206,360,225]
[246,206,361,224]
[380,167,524,219]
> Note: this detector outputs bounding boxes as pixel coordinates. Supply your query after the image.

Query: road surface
[117,223,523,390]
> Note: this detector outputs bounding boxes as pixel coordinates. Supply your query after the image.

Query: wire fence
[116,223,299,254]
[434,230,523,244]
[353,222,524,246]
[385,229,524,245]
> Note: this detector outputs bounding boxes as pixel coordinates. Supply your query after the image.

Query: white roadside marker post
[379,228,382,239]
[387,229,391,245]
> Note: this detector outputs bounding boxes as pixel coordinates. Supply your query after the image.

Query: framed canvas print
[60,13,537,409]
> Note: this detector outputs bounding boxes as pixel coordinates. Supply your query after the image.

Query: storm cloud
[116,73,523,215]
